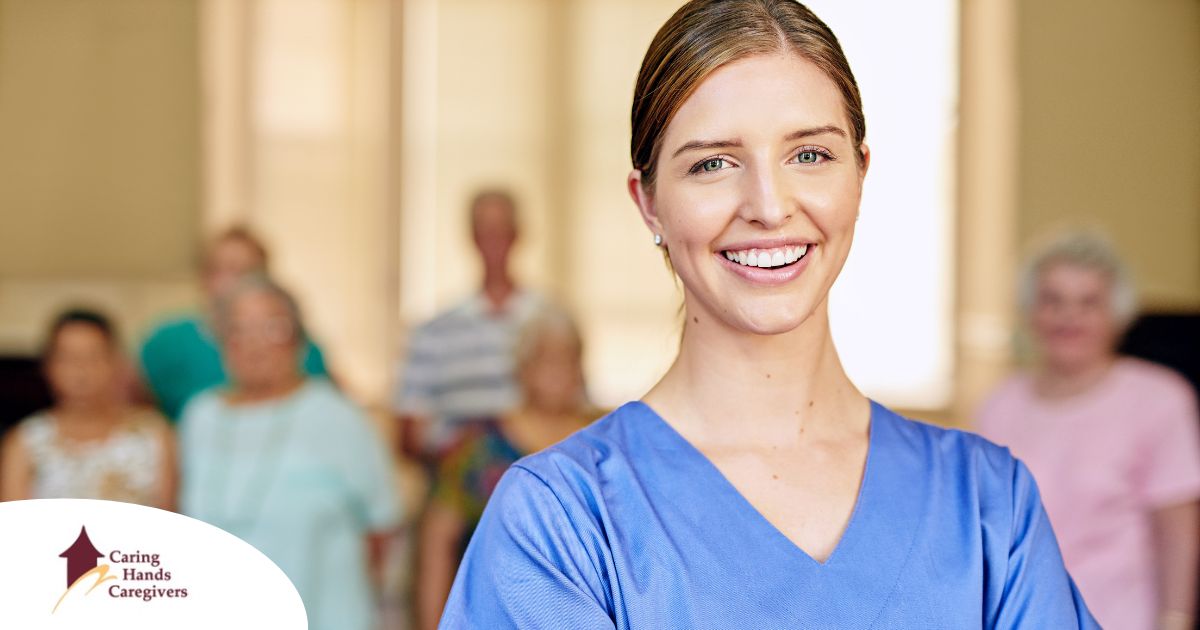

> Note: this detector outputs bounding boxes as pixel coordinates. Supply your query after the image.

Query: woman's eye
[701,158,726,172]
[797,150,821,164]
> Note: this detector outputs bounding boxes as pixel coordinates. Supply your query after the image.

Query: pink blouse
[977,358,1200,630]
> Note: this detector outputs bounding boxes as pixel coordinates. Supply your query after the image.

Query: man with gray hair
[393,189,543,458]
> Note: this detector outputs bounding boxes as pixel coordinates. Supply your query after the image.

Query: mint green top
[179,380,401,630]
[139,314,328,421]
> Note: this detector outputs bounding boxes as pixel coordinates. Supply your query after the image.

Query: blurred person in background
[1,309,175,508]
[977,231,1200,630]
[415,308,599,630]
[178,275,400,630]
[139,226,330,421]
[393,189,543,459]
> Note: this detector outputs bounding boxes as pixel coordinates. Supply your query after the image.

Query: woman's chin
[728,305,815,337]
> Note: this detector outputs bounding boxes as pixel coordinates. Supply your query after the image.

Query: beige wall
[0,0,200,279]
[954,0,1020,423]
[0,0,201,354]
[1018,0,1200,309]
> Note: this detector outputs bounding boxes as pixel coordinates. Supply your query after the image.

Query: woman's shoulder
[115,406,172,442]
[874,403,1021,486]
[1112,356,1194,399]
[294,379,372,427]
[14,409,53,430]
[293,377,350,407]
[290,380,390,449]
[125,405,170,427]
[10,410,54,447]
[509,402,649,483]
[472,409,646,550]
[178,387,227,423]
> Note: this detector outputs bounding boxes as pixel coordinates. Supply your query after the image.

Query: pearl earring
[653,234,663,246]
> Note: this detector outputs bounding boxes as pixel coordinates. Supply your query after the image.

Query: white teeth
[723,245,810,269]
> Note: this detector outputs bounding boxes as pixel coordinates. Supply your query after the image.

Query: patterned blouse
[19,408,167,506]
[430,420,524,557]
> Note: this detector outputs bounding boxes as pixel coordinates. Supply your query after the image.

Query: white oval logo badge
[0,499,307,628]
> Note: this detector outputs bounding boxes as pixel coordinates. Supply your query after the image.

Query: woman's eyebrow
[784,125,847,141]
[670,125,849,159]
[671,138,741,159]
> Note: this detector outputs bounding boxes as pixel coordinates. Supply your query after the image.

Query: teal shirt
[139,314,328,421]
[179,380,401,630]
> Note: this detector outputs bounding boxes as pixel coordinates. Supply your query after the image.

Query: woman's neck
[1034,354,1117,400]
[645,301,866,448]
[229,374,306,405]
[53,398,123,424]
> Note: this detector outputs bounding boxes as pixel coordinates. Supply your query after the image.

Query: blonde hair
[1018,230,1138,324]
[631,0,865,190]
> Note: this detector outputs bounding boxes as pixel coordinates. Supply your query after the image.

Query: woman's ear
[627,170,663,237]
[858,141,871,178]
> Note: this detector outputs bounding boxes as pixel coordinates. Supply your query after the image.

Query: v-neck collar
[623,399,926,625]
[629,399,877,568]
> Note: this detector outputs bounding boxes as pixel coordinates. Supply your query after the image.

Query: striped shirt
[393,291,542,448]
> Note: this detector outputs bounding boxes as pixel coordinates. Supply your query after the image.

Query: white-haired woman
[977,231,1200,630]
[178,275,401,630]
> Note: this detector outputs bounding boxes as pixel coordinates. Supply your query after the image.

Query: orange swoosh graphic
[53,564,118,614]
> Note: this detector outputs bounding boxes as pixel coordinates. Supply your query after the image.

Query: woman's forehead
[662,53,849,149]
[56,323,108,345]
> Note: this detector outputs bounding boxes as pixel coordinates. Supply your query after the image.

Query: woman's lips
[716,244,813,286]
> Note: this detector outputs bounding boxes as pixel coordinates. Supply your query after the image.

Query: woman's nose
[739,166,793,229]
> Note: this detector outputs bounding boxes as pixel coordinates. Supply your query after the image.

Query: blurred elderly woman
[178,275,400,630]
[415,308,600,630]
[1,309,175,507]
[977,231,1200,630]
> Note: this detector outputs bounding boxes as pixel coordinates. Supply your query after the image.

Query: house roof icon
[60,526,103,588]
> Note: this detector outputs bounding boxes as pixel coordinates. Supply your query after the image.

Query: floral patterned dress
[430,419,524,557]
[19,408,166,506]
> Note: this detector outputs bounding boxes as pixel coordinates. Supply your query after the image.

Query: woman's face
[630,53,867,335]
[46,323,119,405]
[520,332,584,415]
[222,291,302,390]
[1031,262,1120,372]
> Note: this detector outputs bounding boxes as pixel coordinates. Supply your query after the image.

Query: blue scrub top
[441,401,1098,629]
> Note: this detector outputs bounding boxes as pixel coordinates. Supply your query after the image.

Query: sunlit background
[1,0,1197,424]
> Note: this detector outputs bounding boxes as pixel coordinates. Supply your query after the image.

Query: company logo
[54,525,190,613]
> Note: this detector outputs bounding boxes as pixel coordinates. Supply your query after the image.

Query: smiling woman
[438,2,1099,628]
